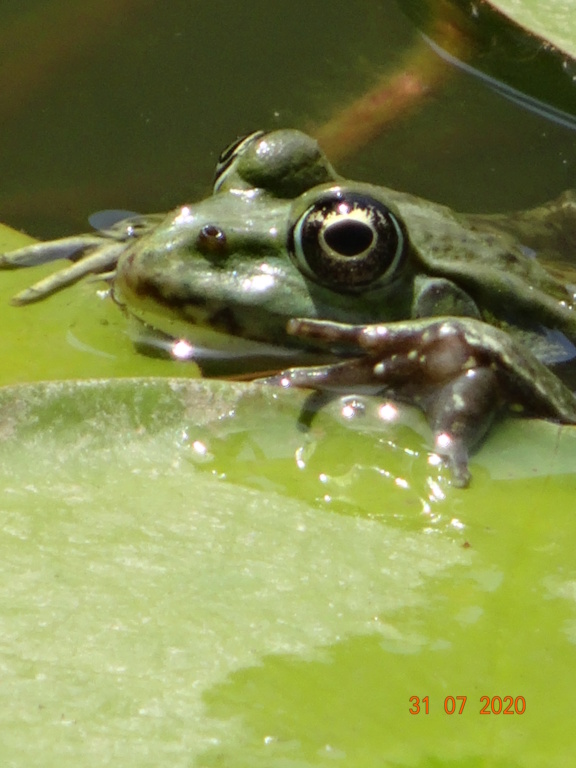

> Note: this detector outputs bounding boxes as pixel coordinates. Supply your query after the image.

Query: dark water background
[1,0,575,239]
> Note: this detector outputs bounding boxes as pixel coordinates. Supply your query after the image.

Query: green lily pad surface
[489,0,576,57]
[1,376,576,766]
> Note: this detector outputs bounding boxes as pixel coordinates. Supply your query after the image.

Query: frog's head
[113,129,413,360]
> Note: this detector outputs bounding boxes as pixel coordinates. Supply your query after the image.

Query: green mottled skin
[115,140,576,354]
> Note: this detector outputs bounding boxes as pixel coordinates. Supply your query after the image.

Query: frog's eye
[289,190,406,291]
[214,130,265,191]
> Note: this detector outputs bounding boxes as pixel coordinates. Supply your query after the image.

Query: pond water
[1,0,576,240]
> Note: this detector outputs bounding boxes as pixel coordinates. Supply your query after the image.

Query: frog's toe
[8,241,124,304]
[424,367,501,486]
[433,432,471,488]
[0,235,105,269]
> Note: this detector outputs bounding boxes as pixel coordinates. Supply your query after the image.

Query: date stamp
[409,696,526,715]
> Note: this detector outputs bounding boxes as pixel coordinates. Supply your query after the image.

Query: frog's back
[387,188,576,344]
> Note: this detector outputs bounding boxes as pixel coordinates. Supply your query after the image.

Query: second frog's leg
[4,241,126,305]
[0,213,163,304]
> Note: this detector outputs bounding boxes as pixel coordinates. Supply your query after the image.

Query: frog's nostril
[196,224,227,256]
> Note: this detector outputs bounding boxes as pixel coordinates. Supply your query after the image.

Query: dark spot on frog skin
[208,306,243,336]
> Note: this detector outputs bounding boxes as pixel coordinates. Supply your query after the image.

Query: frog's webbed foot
[264,317,576,487]
[0,214,161,304]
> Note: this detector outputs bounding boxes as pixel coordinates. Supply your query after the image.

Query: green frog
[3,128,576,486]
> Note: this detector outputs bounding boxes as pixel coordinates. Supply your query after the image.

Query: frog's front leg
[266,317,576,487]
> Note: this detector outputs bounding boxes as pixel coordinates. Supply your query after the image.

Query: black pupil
[324,220,374,257]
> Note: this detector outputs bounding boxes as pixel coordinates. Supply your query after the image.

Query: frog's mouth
[113,251,340,372]
[116,292,333,374]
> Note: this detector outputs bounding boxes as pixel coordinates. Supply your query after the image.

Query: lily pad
[1,376,576,764]
[487,0,576,59]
